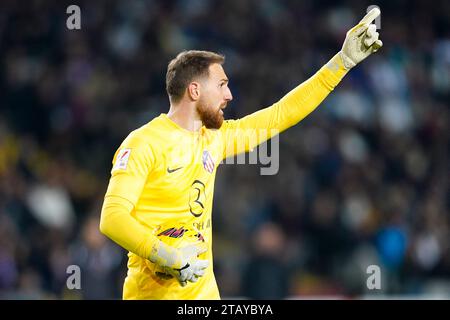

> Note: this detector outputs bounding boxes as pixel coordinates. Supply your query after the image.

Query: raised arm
[220,8,382,159]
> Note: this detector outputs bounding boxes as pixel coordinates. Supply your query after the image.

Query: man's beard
[196,99,224,129]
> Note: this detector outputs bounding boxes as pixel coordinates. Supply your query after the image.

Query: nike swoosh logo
[167,166,183,173]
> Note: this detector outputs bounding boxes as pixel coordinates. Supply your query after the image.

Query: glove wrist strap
[339,51,356,70]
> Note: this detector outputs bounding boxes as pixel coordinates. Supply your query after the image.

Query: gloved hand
[149,240,209,286]
[340,8,383,70]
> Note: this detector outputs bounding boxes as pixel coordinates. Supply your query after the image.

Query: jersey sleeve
[104,133,155,206]
[220,52,349,159]
[100,195,158,259]
[100,132,158,258]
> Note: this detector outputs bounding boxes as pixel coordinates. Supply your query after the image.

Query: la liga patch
[114,148,131,170]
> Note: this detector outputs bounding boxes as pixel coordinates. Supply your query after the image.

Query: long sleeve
[99,132,157,259]
[220,52,349,159]
[100,195,158,259]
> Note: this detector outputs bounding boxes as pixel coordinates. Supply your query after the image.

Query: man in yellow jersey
[99,9,383,299]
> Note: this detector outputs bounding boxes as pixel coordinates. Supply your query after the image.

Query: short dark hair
[166,50,225,103]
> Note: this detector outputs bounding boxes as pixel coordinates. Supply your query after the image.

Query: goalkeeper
[100,9,382,299]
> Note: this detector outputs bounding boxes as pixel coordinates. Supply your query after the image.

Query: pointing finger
[359,7,381,25]
[352,23,369,37]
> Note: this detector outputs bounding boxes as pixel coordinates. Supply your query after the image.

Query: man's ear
[187,82,201,101]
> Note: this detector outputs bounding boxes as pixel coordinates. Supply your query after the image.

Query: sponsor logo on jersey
[157,227,186,238]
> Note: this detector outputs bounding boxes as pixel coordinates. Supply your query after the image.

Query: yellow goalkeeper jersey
[101,53,348,300]
[109,114,223,299]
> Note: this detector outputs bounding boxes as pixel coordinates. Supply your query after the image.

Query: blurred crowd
[0,0,449,299]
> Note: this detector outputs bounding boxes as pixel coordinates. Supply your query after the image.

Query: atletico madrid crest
[202,150,215,173]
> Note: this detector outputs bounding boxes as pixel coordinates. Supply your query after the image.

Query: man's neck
[167,103,203,132]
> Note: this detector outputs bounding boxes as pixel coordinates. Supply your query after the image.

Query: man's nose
[224,87,233,101]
